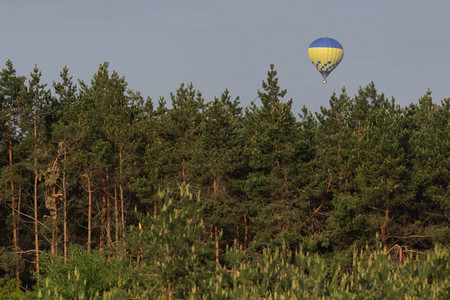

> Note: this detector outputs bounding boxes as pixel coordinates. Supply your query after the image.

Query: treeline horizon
[0,60,448,290]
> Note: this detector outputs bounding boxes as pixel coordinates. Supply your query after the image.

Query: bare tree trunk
[51,185,57,256]
[10,129,20,287]
[33,115,40,275]
[380,177,390,250]
[166,243,172,300]
[63,151,68,263]
[244,213,248,250]
[12,186,20,287]
[87,174,92,252]
[215,225,220,269]
[106,174,111,247]
[120,182,125,238]
[119,147,125,238]
[34,162,39,274]
[182,167,186,184]
[16,185,22,289]
[100,177,106,252]
[381,205,390,250]
[213,173,218,194]
[168,283,173,300]
[114,184,119,244]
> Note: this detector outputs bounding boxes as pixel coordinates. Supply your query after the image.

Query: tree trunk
[380,177,390,250]
[16,186,22,288]
[114,184,119,244]
[106,174,111,247]
[33,115,40,275]
[100,177,106,252]
[120,182,125,238]
[12,185,20,288]
[9,123,20,287]
[166,243,172,300]
[63,151,68,263]
[168,283,173,300]
[244,213,248,249]
[380,205,390,250]
[215,225,220,269]
[213,175,218,194]
[51,185,57,256]
[34,162,39,274]
[87,174,92,252]
[182,167,186,184]
[119,147,125,238]
[236,225,239,247]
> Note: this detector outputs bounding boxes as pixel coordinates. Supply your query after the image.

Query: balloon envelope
[308,37,344,83]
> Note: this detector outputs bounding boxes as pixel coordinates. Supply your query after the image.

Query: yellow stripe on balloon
[308,47,344,74]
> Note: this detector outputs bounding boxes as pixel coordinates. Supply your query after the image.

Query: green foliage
[126,185,217,299]
[328,195,372,249]
[243,64,306,251]
[0,278,24,300]
[1,60,449,297]
[26,186,449,299]
[29,243,450,299]
[35,245,131,299]
[211,242,450,299]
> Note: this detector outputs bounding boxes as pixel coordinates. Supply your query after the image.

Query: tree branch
[305,174,332,224]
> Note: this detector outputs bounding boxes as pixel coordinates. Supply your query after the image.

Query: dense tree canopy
[0,60,448,297]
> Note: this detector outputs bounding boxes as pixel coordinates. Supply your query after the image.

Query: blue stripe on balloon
[309,38,343,49]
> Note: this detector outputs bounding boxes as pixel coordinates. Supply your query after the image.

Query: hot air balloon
[308,37,344,84]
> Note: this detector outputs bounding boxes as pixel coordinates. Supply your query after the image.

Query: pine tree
[128,91,161,217]
[51,66,79,261]
[405,92,449,246]
[356,87,409,250]
[138,83,205,200]
[167,83,205,185]
[309,87,367,250]
[128,185,216,299]
[18,65,53,275]
[190,89,244,251]
[76,62,129,251]
[0,60,26,286]
[242,64,303,250]
[94,66,129,247]
[315,88,356,193]
[308,88,355,243]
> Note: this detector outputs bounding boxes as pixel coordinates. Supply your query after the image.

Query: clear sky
[1,0,449,115]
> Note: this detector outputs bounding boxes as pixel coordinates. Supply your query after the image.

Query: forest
[0,60,448,299]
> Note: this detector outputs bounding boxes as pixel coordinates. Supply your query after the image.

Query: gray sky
[1,0,449,115]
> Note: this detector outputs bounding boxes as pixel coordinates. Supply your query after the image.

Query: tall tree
[18,65,53,274]
[356,88,409,250]
[167,83,205,185]
[191,90,244,250]
[128,185,216,299]
[77,62,130,251]
[0,59,26,286]
[100,69,130,245]
[128,92,160,218]
[51,66,79,261]
[242,64,303,250]
[315,88,356,194]
[405,92,449,246]
[138,83,205,197]
[309,88,355,242]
